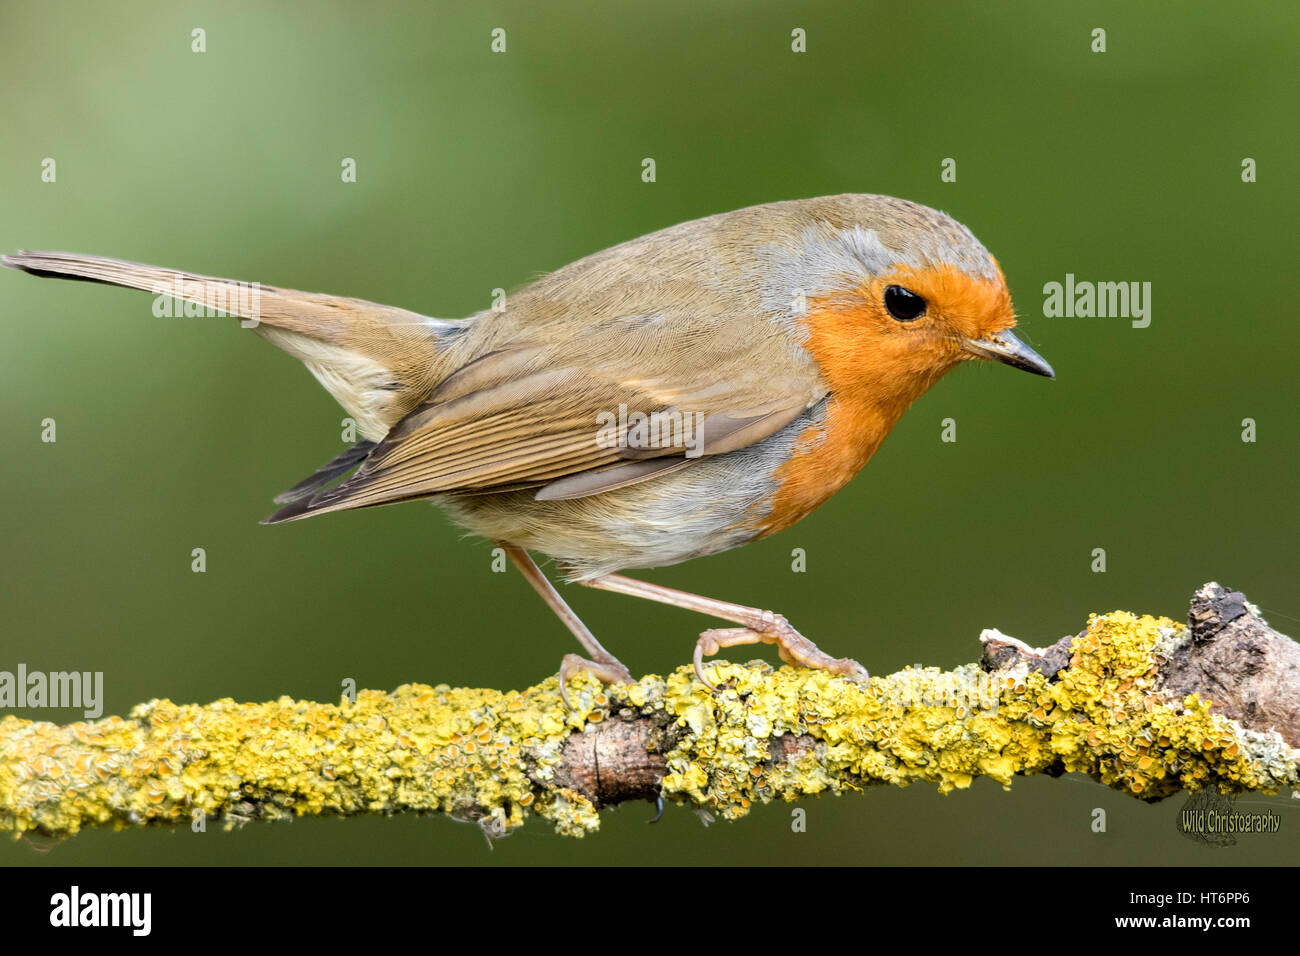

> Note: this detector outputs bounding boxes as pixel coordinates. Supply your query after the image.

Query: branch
[2,583,1296,840]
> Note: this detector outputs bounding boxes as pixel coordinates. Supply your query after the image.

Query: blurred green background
[1,0,1296,865]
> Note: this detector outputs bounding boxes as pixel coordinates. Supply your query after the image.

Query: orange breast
[747,292,942,538]
[750,393,894,537]
[747,264,1010,537]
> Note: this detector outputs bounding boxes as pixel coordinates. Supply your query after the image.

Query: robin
[5,194,1053,703]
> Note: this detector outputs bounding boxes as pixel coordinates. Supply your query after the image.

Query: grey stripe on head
[748,203,999,340]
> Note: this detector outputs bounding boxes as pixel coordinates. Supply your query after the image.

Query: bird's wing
[264,316,824,522]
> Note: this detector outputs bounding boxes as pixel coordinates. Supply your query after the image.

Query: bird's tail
[3,251,460,441]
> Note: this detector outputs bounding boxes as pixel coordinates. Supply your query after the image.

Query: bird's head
[756,195,1053,412]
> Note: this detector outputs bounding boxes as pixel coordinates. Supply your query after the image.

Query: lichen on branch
[1,585,1297,840]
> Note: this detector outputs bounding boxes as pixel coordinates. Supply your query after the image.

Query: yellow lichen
[1,611,1295,839]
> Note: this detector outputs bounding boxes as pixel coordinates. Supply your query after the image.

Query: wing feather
[263,295,828,523]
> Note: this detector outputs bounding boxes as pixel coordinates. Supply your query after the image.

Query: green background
[1,1,1295,865]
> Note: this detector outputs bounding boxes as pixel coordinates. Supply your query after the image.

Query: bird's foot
[694,611,869,692]
[558,653,633,709]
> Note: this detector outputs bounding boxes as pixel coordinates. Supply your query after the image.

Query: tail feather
[271,439,378,505]
[3,251,426,337]
[3,251,460,440]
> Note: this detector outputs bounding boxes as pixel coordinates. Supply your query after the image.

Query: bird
[4,194,1053,704]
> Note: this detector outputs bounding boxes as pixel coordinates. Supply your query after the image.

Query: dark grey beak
[963,329,1055,379]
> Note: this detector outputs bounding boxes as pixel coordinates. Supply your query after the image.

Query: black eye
[884,285,926,321]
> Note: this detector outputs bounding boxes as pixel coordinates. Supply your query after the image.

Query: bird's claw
[558,653,632,710]
[693,617,869,694]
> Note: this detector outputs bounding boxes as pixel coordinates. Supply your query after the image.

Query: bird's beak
[962,329,1055,379]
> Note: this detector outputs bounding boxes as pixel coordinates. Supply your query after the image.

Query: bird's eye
[883,285,926,321]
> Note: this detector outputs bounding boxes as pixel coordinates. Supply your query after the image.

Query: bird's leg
[578,573,868,692]
[498,543,632,707]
